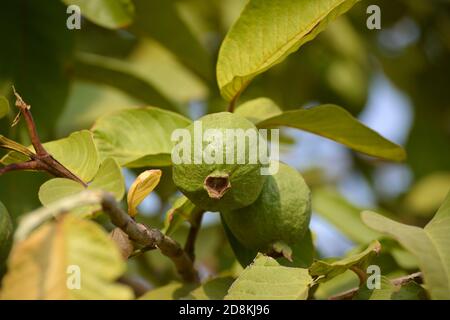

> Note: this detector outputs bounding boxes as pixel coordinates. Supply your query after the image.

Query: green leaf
[354,276,426,300]
[216,0,361,101]
[0,1,74,139]
[163,195,202,236]
[362,190,450,299]
[2,130,100,183]
[0,96,9,119]
[92,107,191,167]
[188,276,235,300]
[225,254,313,300]
[0,201,13,265]
[62,0,134,29]
[0,214,133,299]
[139,282,198,300]
[312,188,381,244]
[235,98,282,124]
[258,105,406,161]
[74,53,178,112]
[310,241,381,283]
[38,158,124,217]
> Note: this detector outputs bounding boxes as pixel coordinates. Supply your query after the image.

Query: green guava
[172,112,267,212]
[221,162,311,259]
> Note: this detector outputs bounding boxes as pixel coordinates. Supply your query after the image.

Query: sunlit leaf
[362,190,450,299]
[62,0,134,29]
[0,215,133,299]
[216,0,361,101]
[92,107,191,167]
[258,105,406,161]
[225,254,312,300]
[127,169,162,217]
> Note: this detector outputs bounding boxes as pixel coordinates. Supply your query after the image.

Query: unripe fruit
[172,112,267,212]
[221,162,311,256]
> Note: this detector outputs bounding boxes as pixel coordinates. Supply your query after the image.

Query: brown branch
[329,272,423,300]
[184,210,205,261]
[100,193,199,283]
[0,89,87,186]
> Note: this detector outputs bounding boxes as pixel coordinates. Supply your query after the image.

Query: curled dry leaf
[127,169,162,217]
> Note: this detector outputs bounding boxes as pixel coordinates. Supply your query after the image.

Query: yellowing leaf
[258,105,406,161]
[225,254,312,300]
[188,276,235,300]
[235,98,282,124]
[362,190,450,299]
[139,282,197,300]
[0,215,133,299]
[127,169,162,217]
[217,0,361,101]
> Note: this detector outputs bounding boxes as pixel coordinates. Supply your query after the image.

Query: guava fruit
[221,162,311,260]
[172,112,267,212]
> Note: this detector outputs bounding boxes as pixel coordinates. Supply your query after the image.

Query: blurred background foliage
[0,0,449,295]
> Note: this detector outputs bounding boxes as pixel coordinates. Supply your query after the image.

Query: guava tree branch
[0,89,86,186]
[101,193,199,283]
[328,272,423,300]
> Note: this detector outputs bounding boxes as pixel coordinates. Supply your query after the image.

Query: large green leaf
[62,0,134,29]
[258,105,406,161]
[225,254,312,300]
[38,158,124,216]
[188,276,235,300]
[362,190,450,299]
[92,107,191,167]
[0,0,74,139]
[0,215,133,299]
[2,130,100,183]
[310,240,381,283]
[0,201,13,266]
[216,0,360,101]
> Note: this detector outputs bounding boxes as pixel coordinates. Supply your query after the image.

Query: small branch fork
[0,88,86,186]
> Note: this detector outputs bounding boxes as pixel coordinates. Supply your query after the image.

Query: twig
[101,192,199,283]
[184,210,205,261]
[0,89,87,186]
[329,272,423,300]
